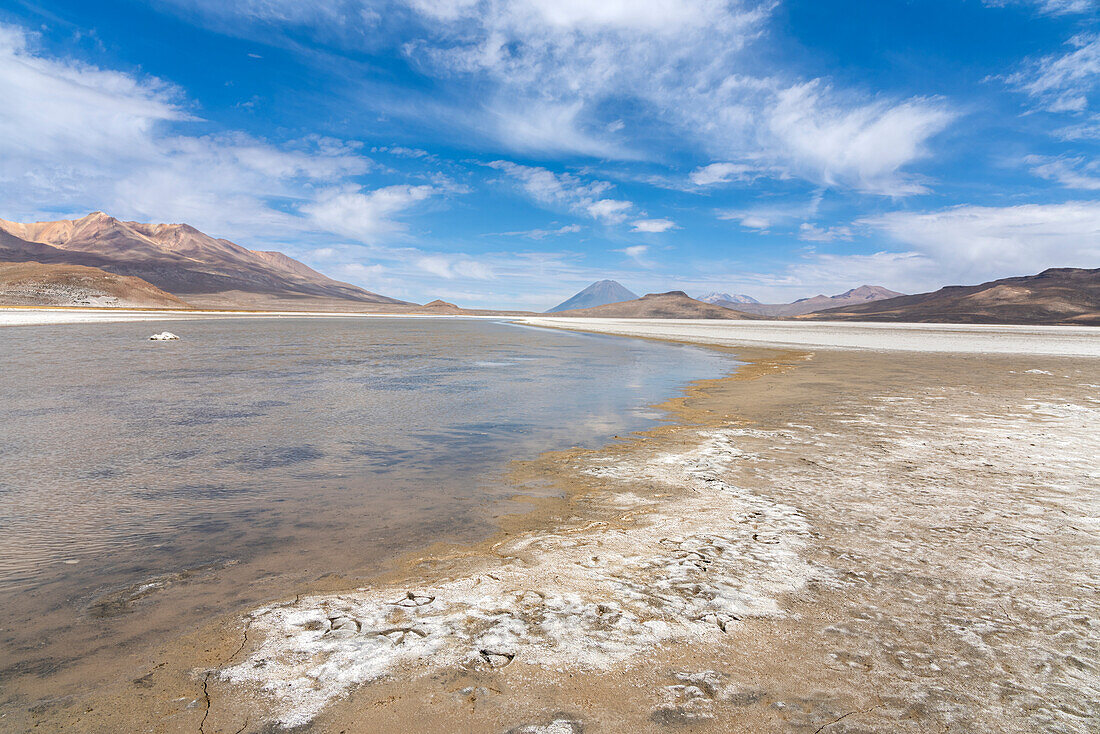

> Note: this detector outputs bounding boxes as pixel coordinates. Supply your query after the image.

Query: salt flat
[518,317,1100,357]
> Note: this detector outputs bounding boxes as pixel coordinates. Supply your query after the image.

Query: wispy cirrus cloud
[689,162,763,186]
[1004,33,1100,114]
[765,82,953,195]
[1055,114,1100,140]
[487,223,582,239]
[154,0,955,196]
[717,194,823,232]
[1027,155,1100,189]
[488,160,634,223]
[798,222,853,242]
[415,254,496,280]
[983,0,1096,16]
[616,243,655,267]
[0,22,389,242]
[861,201,1100,282]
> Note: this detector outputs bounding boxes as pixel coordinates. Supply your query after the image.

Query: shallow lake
[0,316,735,709]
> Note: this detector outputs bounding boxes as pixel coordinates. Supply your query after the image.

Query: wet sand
[8,332,1100,733]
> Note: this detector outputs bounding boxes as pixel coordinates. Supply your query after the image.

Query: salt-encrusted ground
[221,428,820,727]
[17,346,1097,733]
[516,317,1100,357]
[205,349,1099,733]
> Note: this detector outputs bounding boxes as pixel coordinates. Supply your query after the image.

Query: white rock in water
[149,332,180,341]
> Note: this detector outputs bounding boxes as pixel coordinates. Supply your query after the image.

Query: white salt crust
[516,318,1100,357]
[220,381,1100,732]
[221,429,817,727]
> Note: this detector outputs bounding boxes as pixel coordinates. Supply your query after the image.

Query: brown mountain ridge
[720,285,904,317]
[0,212,405,310]
[551,291,757,319]
[805,268,1100,325]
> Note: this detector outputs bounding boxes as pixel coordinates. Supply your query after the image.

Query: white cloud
[341,262,387,278]
[0,24,189,163]
[415,254,495,279]
[152,2,955,196]
[1005,33,1100,114]
[1027,155,1100,189]
[689,162,760,186]
[488,100,634,158]
[785,250,935,293]
[738,216,771,230]
[487,160,609,204]
[310,247,338,257]
[489,160,634,223]
[302,184,436,242]
[616,243,654,266]
[586,199,632,223]
[798,222,853,242]
[718,195,824,232]
[399,2,948,195]
[0,22,382,241]
[631,218,677,233]
[767,82,952,195]
[1056,115,1100,140]
[861,202,1100,283]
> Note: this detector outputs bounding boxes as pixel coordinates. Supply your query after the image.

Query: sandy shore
[9,325,1099,733]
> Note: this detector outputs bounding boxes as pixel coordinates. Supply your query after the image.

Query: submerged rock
[148,332,179,341]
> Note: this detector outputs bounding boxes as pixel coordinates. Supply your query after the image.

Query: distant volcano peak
[547,279,638,313]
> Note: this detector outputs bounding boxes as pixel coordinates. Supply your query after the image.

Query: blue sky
[2,0,1098,308]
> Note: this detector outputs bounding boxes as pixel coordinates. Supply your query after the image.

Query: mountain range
[551,291,755,319]
[806,268,1100,325]
[719,285,905,317]
[550,281,903,319]
[697,292,760,305]
[0,213,1096,325]
[0,212,404,311]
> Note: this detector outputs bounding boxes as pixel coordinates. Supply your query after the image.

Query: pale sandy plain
[5,315,1099,733]
[516,316,1100,357]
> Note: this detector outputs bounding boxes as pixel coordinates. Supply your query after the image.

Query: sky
[1,0,1099,309]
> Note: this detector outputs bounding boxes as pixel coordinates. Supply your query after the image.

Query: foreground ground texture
[14,336,1100,733]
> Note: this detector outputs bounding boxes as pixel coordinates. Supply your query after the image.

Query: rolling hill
[0,261,192,308]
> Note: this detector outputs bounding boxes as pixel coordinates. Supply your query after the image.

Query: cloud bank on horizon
[0,0,1097,308]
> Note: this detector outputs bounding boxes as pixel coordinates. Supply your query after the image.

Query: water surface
[0,316,734,710]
